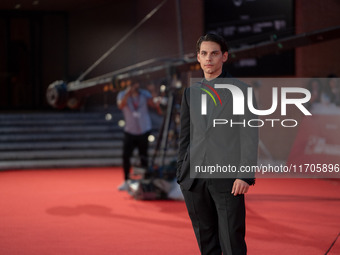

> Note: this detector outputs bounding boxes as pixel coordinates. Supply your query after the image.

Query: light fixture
[148,135,155,143]
[105,113,112,121]
[118,120,125,127]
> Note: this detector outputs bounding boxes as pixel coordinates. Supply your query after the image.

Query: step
[0,149,122,160]
[0,140,123,151]
[0,125,122,134]
[0,155,178,170]
[0,158,122,170]
[0,132,123,142]
[0,111,122,120]
[0,119,119,126]
[0,147,178,160]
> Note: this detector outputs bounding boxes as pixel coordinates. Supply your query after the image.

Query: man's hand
[147,98,163,115]
[126,86,132,96]
[231,179,249,196]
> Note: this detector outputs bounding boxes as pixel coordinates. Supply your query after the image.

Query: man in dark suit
[177,34,258,255]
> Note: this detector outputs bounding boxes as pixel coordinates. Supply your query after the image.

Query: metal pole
[175,0,184,58]
[77,0,168,81]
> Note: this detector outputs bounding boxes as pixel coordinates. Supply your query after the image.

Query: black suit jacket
[177,73,259,191]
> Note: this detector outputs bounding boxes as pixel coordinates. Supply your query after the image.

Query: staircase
[0,111,177,170]
[0,111,124,170]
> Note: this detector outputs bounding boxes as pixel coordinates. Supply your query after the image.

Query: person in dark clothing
[177,34,258,255]
[117,81,161,191]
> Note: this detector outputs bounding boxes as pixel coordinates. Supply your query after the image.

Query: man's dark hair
[196,33,229,53]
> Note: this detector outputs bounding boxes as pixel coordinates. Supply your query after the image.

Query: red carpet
[0,168,339,255]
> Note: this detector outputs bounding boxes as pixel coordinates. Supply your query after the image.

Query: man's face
[197,41,228,79]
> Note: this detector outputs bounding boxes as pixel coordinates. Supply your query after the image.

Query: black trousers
[181,179,246,255]
[122,131,150,180]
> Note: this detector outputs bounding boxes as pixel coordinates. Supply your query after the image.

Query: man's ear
[222,52,228,63]
[197,52,201,63]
